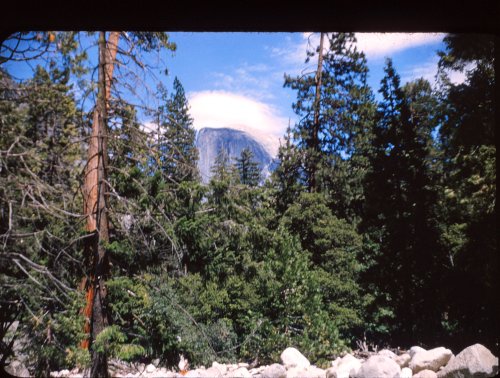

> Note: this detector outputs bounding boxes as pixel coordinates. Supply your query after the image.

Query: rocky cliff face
[195,127,275,183]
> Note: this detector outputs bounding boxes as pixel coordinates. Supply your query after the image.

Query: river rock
[202,367,223,378]
[262,363,287,378]
[379,349,399,360]
[287,366,325,378]
[395,354,411,368]
[354,355,401,378]
[146,363,157,373]
[410,347,427,358]
[231,367,252,378]
[436,344,498,378]
[213,362,228,375]
[409,347,453,373]
[281,347,311,369]
[400,367,412,378]
[5,360,30,378]
[327,354,362,378]
[413,370,438,378]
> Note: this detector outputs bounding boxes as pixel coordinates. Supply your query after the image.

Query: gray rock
[355,355,401,378]
[5,360,30,378]
[436,344,498,378]
[196,127,274,184]
[409,347,453,373]
[280,347,310,369]
[261,363,287,378]
[413,370,438,378]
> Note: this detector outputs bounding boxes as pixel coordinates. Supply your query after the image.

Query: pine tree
[361,59,444,345]
[283,32,375,221]
[158,77,199,185]
[235,148,261,187]
[435,34,497,350]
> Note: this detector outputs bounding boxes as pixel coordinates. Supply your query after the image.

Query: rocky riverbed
[18,343,500,378]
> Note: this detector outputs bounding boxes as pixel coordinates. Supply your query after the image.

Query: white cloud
[355,33,445,59]
[187,90,288,156]
[278,33,446,69]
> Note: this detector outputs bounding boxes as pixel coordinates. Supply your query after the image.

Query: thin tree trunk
[310,32,325,193]
[81,31,120,378]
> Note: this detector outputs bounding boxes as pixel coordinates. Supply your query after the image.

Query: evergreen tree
[235,148,261,187]
[283,32,375,221]
[361,59,445,345]
[158,77,199,184]
[435,34,497,350]
[271,127,305,214]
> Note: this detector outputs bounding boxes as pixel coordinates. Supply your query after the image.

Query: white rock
[213,362,228,376]
[409,347,453,373]
[184,370,202,378]
[399,367,412,378]
[60,369,70,377]
[436,343,498,378]
[202,367,223,378]
[395,354,411,368]
[261,363,287,378]
[354,355,401,378]
[239,363,250,368]
[232,367,252,378]
[281,347,311,369]
[286,366,325,378]
[379,350,399,360]
[146,364,157,373]
[327,354,362,378]
[410,347,427,358]
[331,357,342,369]
[413,369,437,378]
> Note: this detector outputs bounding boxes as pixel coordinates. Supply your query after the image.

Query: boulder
[5,360,30,378]
[400,367,412,378]
[184,370,202,377]
[409,347,453,373]
[326,354,362,378]
[354,355,401,378]
[395,354,411,368]
[281,347,311,369]
[410,347,427,358]
[413,370,438,378]
[286,366,325,378]
[146,363,157,373]
[436,343,498,378]
[379,349,399,360]
[213,362,228,375]
[202,367,223,378]
[261,363,287,378]
[231,367,252,378]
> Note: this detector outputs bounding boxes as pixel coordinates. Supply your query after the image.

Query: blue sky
[159,32,461,156]
[2,32,464,157]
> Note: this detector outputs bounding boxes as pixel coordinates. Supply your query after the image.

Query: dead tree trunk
[81,31,119,378]
[309,32,325,193]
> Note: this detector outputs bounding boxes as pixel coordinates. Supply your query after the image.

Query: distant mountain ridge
[195,127,275,183]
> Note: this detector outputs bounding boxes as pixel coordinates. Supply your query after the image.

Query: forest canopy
[0,32,496,377]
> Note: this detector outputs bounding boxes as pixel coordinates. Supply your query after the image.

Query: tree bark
[309,32,325,193]
[81,31,120,378]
